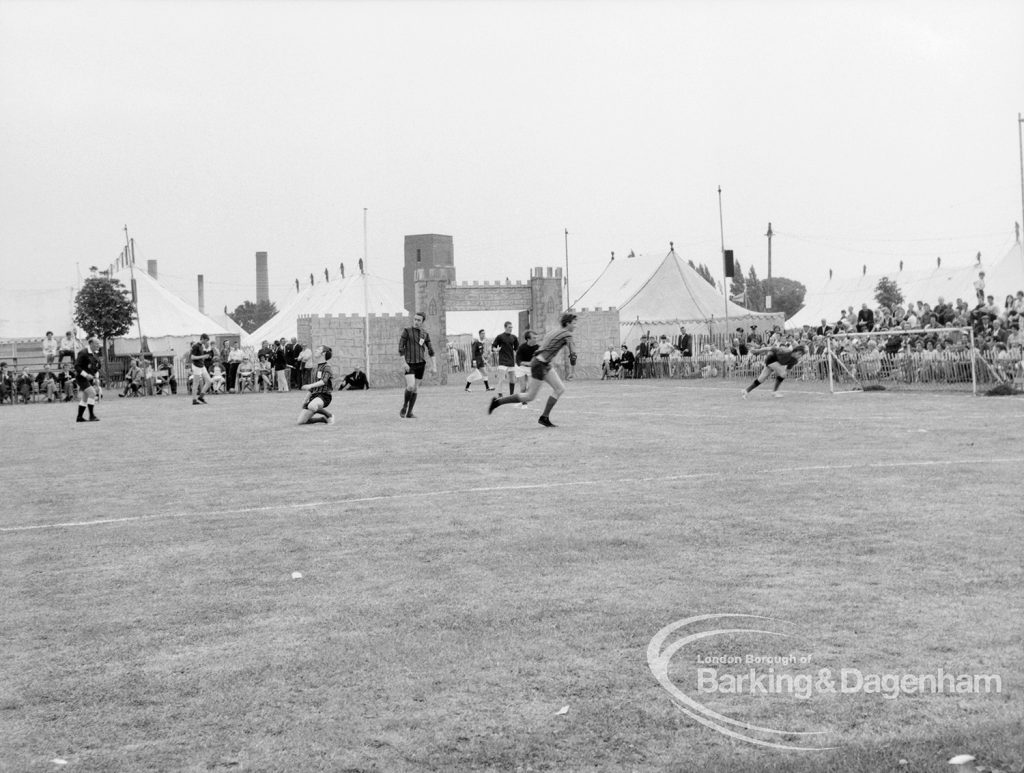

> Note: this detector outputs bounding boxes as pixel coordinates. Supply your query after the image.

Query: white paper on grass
[948,754,975,765]
[555,705,569,716]
[291,572,303,579]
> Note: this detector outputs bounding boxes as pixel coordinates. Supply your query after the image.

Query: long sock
[483,380,490,389]
[87,402,96,418]
[494,394,520,408]
[77,405,85,420]
[773,377,784,392]
[402,389,410,409]
[541,395,558,417]
[510,383,515,395]
[746,378,762,393]
[408,391,418,412]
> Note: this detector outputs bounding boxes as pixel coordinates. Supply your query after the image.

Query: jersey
[491,332,519,367]
[470,339,487,369]
[398,327,434,364]
[534,328,575,363]
[309,362,333,396]
[516,341,539,365]
[190,341,212,370]
[74,348,101,389]
[765,347,802,369]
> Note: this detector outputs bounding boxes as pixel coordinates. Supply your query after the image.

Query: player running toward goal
[488,312,577,427]
[491,321,519,397]
[296,345,335,425]
[398,311,437,418]
[742,343,808,398]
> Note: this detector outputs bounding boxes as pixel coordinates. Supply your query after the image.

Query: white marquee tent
[243,271,407,347]
[787,242,1024,329]
[572,248,783,346]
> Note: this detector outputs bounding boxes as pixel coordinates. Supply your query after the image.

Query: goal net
[822,328,1003,395]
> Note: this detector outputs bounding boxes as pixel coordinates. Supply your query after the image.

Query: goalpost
[824,328,990,396]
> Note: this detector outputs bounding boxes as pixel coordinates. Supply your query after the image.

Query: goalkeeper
[742,343,807,398]
[488,312,577,427]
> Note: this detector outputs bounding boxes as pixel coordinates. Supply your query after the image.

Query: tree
[729,259,747,304]
[874,276,904,310]
[764,276,807,320]
[229,299,278,333]
[74,273,135,379]
[745,265,765,311]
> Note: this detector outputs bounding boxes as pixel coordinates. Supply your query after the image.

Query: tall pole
[765,222,773,311]
[564,228,570,309]
[718,186,728,341]
[1018,114,1024,250]
[363,207,370,380]
[124,226,145,348]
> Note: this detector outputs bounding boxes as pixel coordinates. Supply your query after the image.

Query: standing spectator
[190,333,213,405]
[398,310,436,419]
[74,337,103,421]
[973,270,986,303]
[675,325,693,376]
[290,340,305,389]
[41,331,59,365]
[274,339,289,392]
[657,335,673,377]
[0,362,12,404]
[746,325,763,347]
[297,344,313,386]
[57,331,77,366]
[635,336,650,378]
[464,330,492,392]
[491,321,519,397]
[226,343,244,392]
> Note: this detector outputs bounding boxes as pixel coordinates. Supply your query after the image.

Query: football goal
[822,328,1005,396]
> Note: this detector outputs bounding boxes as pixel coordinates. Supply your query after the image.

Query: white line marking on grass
[4,458,1023,533]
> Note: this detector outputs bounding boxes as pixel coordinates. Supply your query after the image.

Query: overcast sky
[2,0,1022,317]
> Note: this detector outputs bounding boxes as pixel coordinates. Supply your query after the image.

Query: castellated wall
[559,308,620,380]
[299,313,416,389]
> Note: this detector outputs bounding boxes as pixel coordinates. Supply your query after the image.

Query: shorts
[405,361,426,380]
[303,391,332,410]
[530,359,551,380]
[513,364,529,378]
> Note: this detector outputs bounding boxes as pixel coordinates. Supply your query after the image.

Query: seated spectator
[36,365,58,402]
[41,331,59,365]
[210,364,226,393]
[56,363,76,401]
[235,358,256,392]
[119,358,144,397]
[57,331,77,366]
[619,345,635,378]
[257,355,274,391]
[16,367,34,403]
[340,367,369,390]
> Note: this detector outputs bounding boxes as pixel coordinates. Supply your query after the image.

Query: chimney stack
[256,251,269,304]
[197,274,205,314]
[147,260,158,280]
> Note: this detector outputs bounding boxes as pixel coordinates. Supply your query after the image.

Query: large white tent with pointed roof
[572,248,783,346]
[242,271,407,348]
[787,241,1024,330]
[107,263,233,356]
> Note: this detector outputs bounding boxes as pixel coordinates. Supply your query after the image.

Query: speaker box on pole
[724,250,735,278]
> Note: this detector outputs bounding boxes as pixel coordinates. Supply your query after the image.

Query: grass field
[1,379,1022,773]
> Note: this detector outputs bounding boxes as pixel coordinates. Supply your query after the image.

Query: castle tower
[404,234,455,314]
[414,266,455,385]
[255,251,269,304]
[529,266,563,335]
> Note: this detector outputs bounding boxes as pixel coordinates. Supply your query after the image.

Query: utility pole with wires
[363,208,370,380]
[718,186,729,337]
[765,222,773,311]
[123,225,145,348]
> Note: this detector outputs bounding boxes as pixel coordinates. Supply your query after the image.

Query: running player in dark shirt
[489,312,577,427]
[491,321,519,397]
[398,311,436,418]
[514,331,538,396]
[297,346,335,425]
[742,344,807,398]
[73,336,103,422]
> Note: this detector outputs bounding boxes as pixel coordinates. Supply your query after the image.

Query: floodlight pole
[1018,113,1024,251]
[765,222,773,311]
[718,186,729,342]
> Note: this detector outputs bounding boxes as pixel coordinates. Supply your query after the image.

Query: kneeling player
[742,344,807,398]
[297,345,335,425]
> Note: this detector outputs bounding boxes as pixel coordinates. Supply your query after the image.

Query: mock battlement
[578,307,618,314]
[531,266,563,279]
[455,279,529,288]
[298,312,410,321]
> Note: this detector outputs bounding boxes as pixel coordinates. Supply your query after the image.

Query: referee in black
[398,311,436,418]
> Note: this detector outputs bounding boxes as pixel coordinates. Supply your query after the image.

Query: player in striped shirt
[297,345,335,425]
[488,312,577,427]
[742,344,807,398]
[398,311,436,418]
